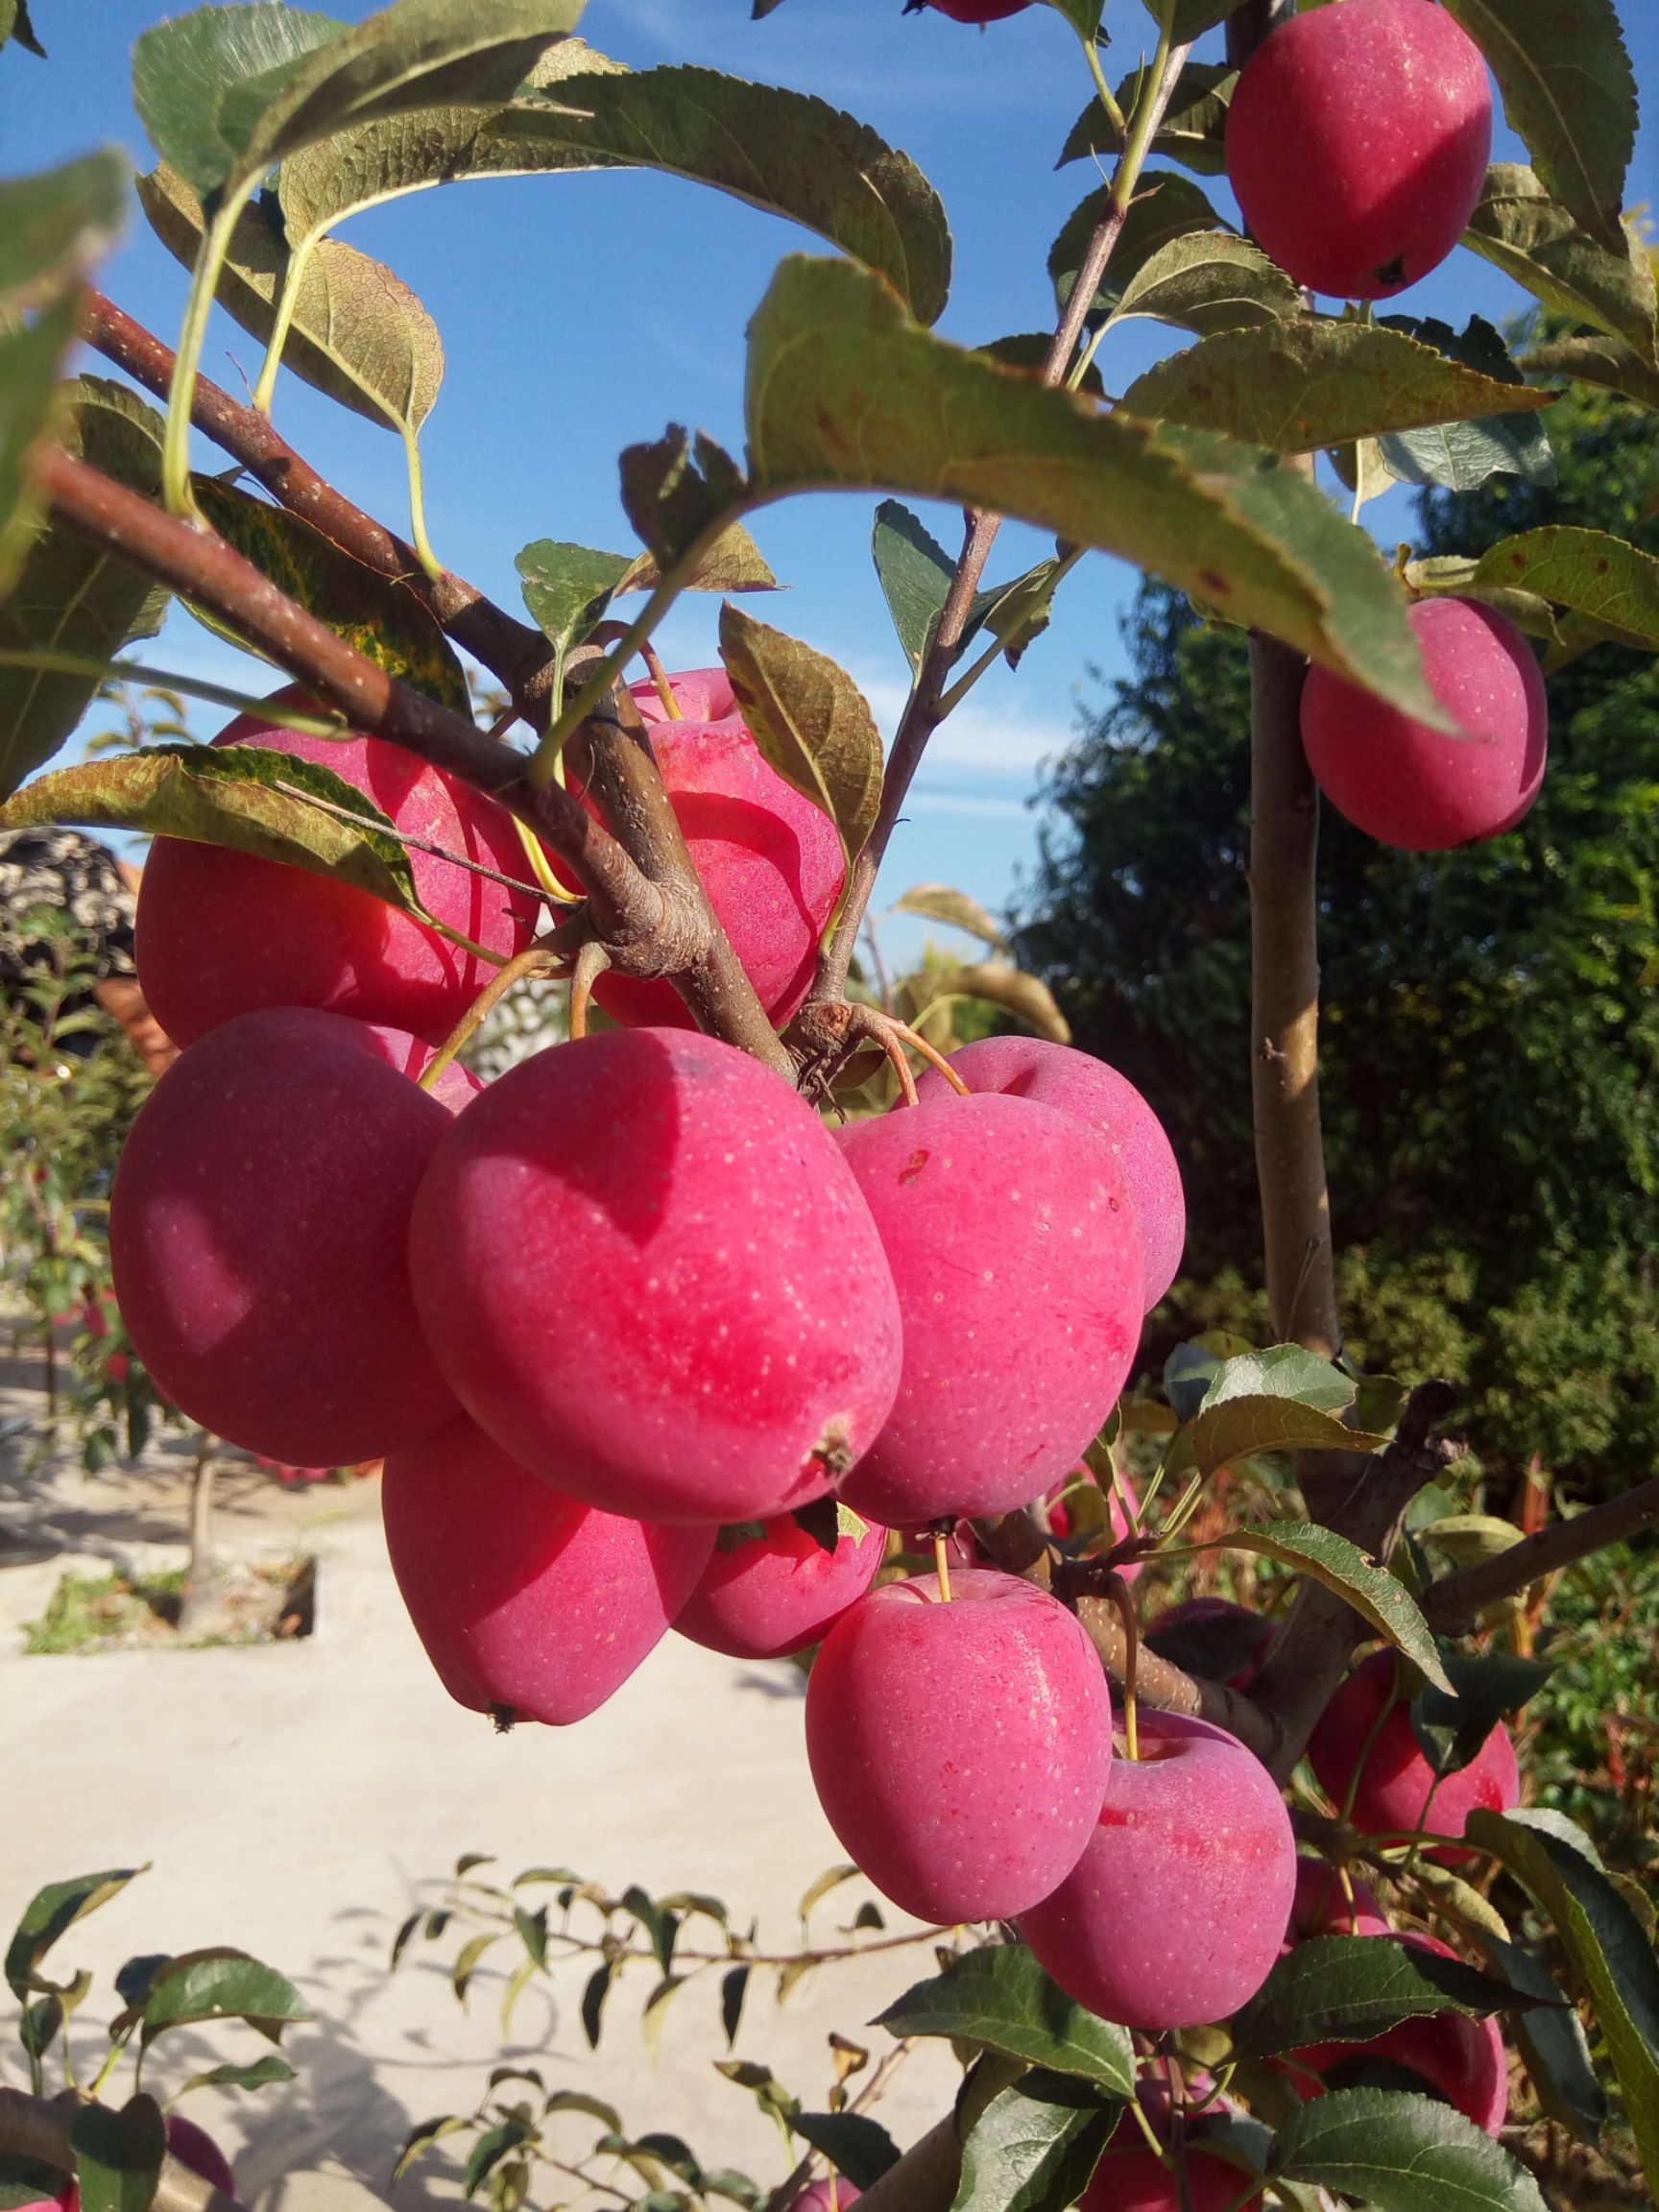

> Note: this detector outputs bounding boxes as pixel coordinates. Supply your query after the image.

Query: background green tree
[1017,362,1659,1498]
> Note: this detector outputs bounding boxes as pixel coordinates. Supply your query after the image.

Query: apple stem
[569,939,613,1043]
[875,1021,921,1108]
[1100,1571,1141,1759]
[933,1527,953,1604]
[637,639,685,720]
[419,947,567,1092]
[886,1020,970,1095]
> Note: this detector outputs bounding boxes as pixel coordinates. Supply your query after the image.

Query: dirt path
[0,1369,953,2211]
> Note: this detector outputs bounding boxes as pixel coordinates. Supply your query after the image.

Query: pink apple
[1019,1710,1295,2029]
[383,1415,712,1723]
[673,1511,887,1660]
[1226,0,1492,300]
[136,690,537,1047]
[832,1092,1142,1526]
[1301,599,1548,851]
[805,1569,1113,1924]
[408,1028,902,1524]
[917,1037,1185,1309]
[110,1008,460,1466]
[1307,1648,1520,1858]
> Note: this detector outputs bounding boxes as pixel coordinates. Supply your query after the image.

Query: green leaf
[720,1964,749,2049]
[175,2056,299,2097]
[1111,231,1304,339]
[1271,2085,1549,2210]
[921,961,1070,1046]
[798,1864,859,1922]
[718,602,883,866]
[140,1947,313,2046]
[1462,164,1657,365]
[1375,315,1555,493]
[619,424,747,573]
[874,1945,1136,2097]
[70,2096,165,2212]
[1467,1808,1659,2190]
[1519,332,1659,413]
[137,165,443,437]
[1058,60,1238,178]
[1048,174,1223,323]
[1198,1344,1356,1415]
[620,1887,680,1977]
[580,1960,612,2048]
[215,0,585,194]
[0,288,81,604]
[1162,0,1247,36]
[950,2068,1117,2212]
[1469,526,1659,653]
[6,1868,145,2001]
[1231,1935,1541,2061]
[1437,0,1637,250]
[273,36,625,245]
[514,538,631,680]
[114,1956,171,2010]
[974,334,1101,401]
[1178,1400,1386,1481]
[892,883,1004,948]
[1410,1649,1553,1777]
[2,745,426,916]
[132,5,349,198]
[395,2115,472,2181]
[1122,319,1553,459]
[743,256,1451,729]
[0,150,129,311]
[484,65,950,325]
[1478,1932,1605,2147]
[871,499,953,678]
[0,0,46,57]
[0,377,170,800]
[450,1931,498,2001]
[1222,1525,1452,1691]
[791,2114,898,2191]
[193,476,468,708]
[541,2090,622,2132]
[463,2118,534,2200]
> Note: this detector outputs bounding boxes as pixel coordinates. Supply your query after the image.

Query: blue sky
[5,0,1657,961]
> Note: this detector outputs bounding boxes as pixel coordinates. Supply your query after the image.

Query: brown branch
[82,290,552,706]
[803,34,1194,1010]
[38,445,653,943]
[1423,1472,1659,1637]
[0,2088,252,2212]
[852,2118,958,2212]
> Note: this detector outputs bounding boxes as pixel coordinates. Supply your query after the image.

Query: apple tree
[0,0,1656,2207]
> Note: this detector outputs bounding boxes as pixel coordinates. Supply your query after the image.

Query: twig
[1423,1473,1659,1636]
[82,291,550,706]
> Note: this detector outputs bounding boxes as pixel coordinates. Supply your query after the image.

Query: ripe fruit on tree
[109,1008,460,1467]
[831,1091,1142,1526]
[1144,1598,1275,1693]
[383,1416,713,1724]
[1307,1647,1520,1857]
[1082,2105,1262,2211]
[804,1568,1113,1925]
[1019,1710,1296,2029]
[917,1037,1186,1310]
[793,2182,861,2212]
[1285,1932,1508,2134]
[135,691,536,1048]
[918,0,1030,19]
[408,1028,902,1524]
[1300,598,1548,851]
[1286,1854,1390,1942]
[672,1510,887,1661]
[572,669,845,1031]
[1225,0,1493,299]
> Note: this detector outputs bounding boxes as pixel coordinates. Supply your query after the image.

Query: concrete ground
[0,1355,956,2211]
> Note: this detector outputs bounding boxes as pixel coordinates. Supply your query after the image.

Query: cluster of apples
[926,0,1552,854]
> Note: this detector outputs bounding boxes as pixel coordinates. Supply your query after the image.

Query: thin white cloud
[854,664,1076,787]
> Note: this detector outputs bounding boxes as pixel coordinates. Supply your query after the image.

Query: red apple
[1307,1648,1520,1859]
[805,1569,1113,1924]
[1082,2105,1262,2211]
[673,1511,887,1661]
[1285,1932,1508,2135]
[917,1037,1185,1310]
[793,2183,861,2212]
[1226,0,1492,300]
[109,1008,460,1466]
[1144,1598,1275,1694]
[1019,1710,1295,2029]
[135,689,537,1047]
[1286,1855,1391,1943]
[408,1028,902,1524]
[1301,599,1548,851]
[383,1415,713,1724]
[923,0,1030,16]
[832,1092,1142,1526]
